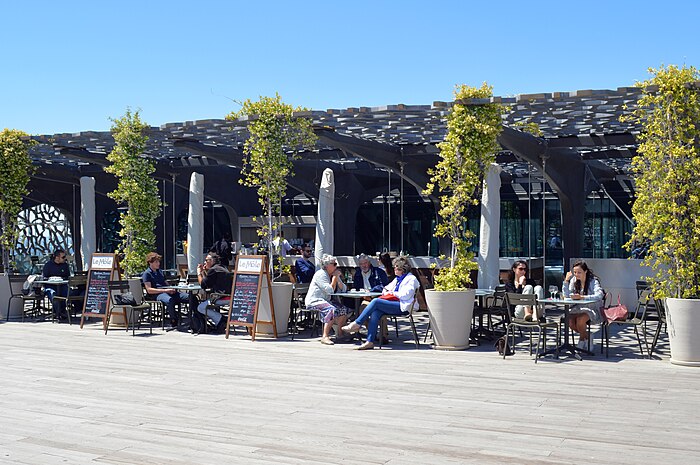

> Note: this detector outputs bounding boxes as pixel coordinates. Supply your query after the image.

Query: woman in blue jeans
[342,256,419,350]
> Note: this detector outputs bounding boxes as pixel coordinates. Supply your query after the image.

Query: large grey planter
[425,289,475,350]
[666,297,700,366]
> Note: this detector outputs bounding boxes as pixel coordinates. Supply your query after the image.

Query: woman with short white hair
[305,254,351,345]
[342,256,419,350]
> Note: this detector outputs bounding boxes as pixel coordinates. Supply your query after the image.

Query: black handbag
[114,292,137,306]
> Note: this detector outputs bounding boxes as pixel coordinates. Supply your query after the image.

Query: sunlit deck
[0,316,698,465]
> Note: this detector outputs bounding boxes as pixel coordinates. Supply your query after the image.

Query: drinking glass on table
[548,285,558,299]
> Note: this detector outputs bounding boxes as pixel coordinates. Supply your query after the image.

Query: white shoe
[342,322,361,334]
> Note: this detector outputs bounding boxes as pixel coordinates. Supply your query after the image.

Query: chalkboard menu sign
[229,273,260,324]
[80,253,119,330]
[226,255,275,341]
[84,269,111,315]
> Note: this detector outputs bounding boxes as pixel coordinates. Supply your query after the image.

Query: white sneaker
[342,322,361,334]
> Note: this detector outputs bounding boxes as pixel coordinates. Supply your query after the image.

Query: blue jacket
[353,266,389,291]
[295,258,316,283]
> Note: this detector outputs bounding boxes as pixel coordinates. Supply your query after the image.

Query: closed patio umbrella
[314,168,334,267]
[477,163,502,289]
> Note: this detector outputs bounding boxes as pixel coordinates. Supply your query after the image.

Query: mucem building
[20,86,641,276]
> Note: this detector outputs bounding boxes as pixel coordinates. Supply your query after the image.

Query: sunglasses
[517,267,527,270]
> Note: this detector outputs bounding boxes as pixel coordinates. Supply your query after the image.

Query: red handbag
[602,295,628,324]
[378,293,399,301]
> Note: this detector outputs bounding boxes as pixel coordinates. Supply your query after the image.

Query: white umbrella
[79,176,96,271]
[314,168,335,267]
[186,172,204,274]
[477,163,502,289]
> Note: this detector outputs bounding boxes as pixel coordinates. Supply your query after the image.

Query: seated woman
[562,260,604,350]
[194,252,230,333]
[342,256,419,350]
[504,260,543,321]
[305,254,351,345]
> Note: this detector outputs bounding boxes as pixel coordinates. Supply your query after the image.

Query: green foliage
[105,109,161,276]
[0,129,36,271]
[622,65,700,299]
[513,120,543,137]
[423,84,503,291]
[226,93,316,272]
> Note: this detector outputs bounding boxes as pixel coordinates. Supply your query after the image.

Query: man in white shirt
[272,231,294,257]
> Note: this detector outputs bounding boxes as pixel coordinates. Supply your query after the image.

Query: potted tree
[105,109,161,325]
[623,65,700,365]
[0,129,35,319]
[226,94,316,337]
[422,83,503,350]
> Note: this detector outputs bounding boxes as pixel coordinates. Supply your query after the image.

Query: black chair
[473,285,508,338]
[649,297,667,358]
[378,293,421,349]
[601,289,654,358]
[52,275,87,325]
[107,280,153,336]
[7,274,44,321]
[504,293,560,363]
[141,283,166,330]
[289,283,309,340]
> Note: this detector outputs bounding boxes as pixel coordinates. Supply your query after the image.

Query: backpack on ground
[495,335,514,356]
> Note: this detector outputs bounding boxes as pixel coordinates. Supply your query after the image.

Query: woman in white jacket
[342,256,419,350]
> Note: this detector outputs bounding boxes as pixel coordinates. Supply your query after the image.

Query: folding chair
[7,274,44,321]
[505,293,560,363]
[107,280,153,336]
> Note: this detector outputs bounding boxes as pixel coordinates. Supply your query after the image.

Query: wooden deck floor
[0,315,698,465]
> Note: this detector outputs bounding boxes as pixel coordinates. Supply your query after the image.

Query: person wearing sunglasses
[305,254,351,345]
[42,248,71,320]
[505,260,543,321]
[294,244,315,283]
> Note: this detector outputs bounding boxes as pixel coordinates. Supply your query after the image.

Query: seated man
[294,244,315,283]
[42,248,71,320]
[142,252,189,328]
[194,252,230,333]
[353,253,389,291]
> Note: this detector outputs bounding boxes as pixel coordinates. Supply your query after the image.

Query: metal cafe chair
[601,289,653,358]
[7,274,44,321]
[504,293,560,363]
[107,280,153,336]
[53,274,88,325]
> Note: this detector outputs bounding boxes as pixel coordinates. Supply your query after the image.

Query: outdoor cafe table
[332,290,382,313]
[162,283,202,332]
[473,288,496,340]
[34,279,70,320]
[331,290,384,341]
[538,296,599,360]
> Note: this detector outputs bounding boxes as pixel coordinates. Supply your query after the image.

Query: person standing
[42,248,71,320]
[273,231,294,257]
[210,232,233,267]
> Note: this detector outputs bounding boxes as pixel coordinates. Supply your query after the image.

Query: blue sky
[1,0,698,135]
